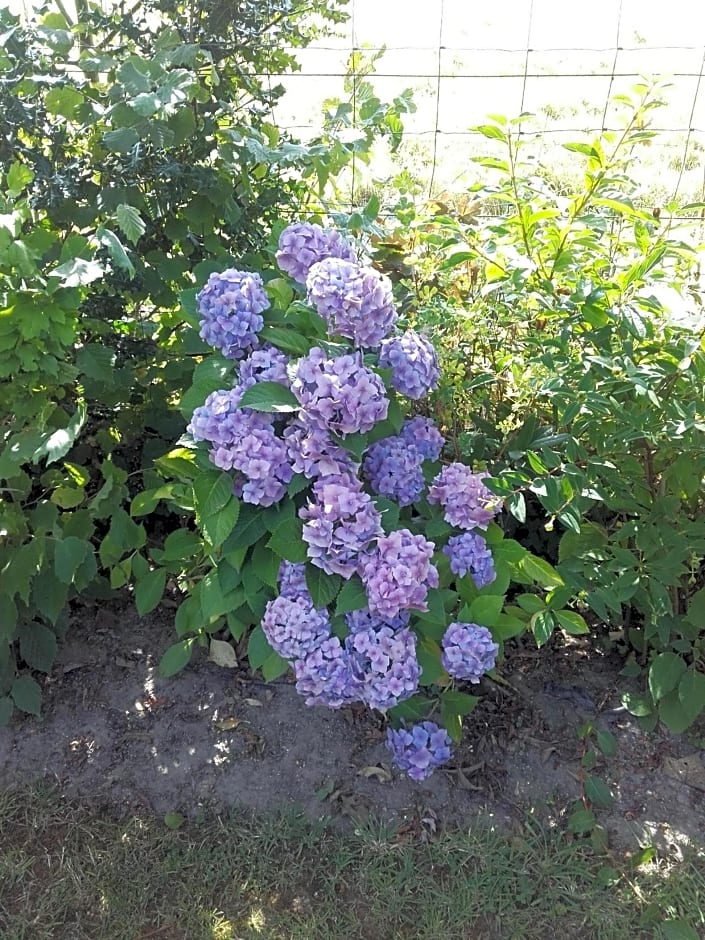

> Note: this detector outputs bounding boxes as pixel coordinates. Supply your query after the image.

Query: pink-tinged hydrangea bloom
[291,347,389,436]
[440,622,499,682]
[399,416,445,462]
[306,257,397,347]
[378,329,440,399]
[197,269,269,359]
[443,532,496,588]
[360,529,439,620]
[283,417,357,480]
[276,221,356,284]
[363,435,425,507]
[261,594,331,661]
[299,473,383,578]
[345,624,420,711]
[344,608,411,633]
[277,561,308,599]
[428,463,500,530]
[237,345,290,389]
[293,636,363,708]
[386,721,453,781]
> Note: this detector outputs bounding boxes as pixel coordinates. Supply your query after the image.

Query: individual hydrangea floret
[283,417,357,480]
[299,473,383,578]
[443,532,496,588]
[277,561,308,600]
[399,416,445,462]
[379,330,440,399]
[237,345,290,389]
[346,624,420,711]
[197,269,269,359]
[292,347,389,436]
[276,221,356,284]
[428,463,500,530]
[261,595,331,662]
[306,258,397,348]
[344,607,411,633]
[360,529,439,620]
[386,721,453,781]
[294,636,363,708]
[362,435,425,507]
[441,622,499,682]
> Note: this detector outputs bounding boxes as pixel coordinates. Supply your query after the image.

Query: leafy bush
[376,82,705,733]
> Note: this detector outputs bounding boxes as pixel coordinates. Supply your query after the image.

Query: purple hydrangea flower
[292,347,389,436]
[441,622,499,682]
[386,721,453,781]
[306,258,397,347]
[283,417,357,480]
[345,608,411,633]
[276,222,356,284]
[299,473,383,578]
[197,269,269,359]
[428,464,500,530]
[379,330,440,399]
[400,417,444,462]
[237,345,290,389]
[294,636,363,708]
[224,424,293,506]
[261,594,331,661]
[363,435,425,507]
[443,532,496,588]
[277,561,308,599]
[360,529,439,620]
[345,624,420,711]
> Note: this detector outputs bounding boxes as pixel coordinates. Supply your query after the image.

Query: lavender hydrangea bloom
[225,425,293,506]
[441,622,499,682]
[237,345,290,389]
[294,636,363,708]
[276,221,356,284]
[299,473,383,578]
[345,608,410,633]
[277,561,308,599]
[346,624,420,711]
[360,529,439,620]
[261,595,331,661]
[428,464,500,530]
[292,347,389,436]
[399,416,445,462]
[386,721,453,781]
[378,330,440,399]
[363,435,425,507]
[197,269,269,359]
[283,417,357,479]
[443,532,496,588]
[306,257,397,347]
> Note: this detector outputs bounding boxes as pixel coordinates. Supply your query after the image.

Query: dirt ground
[1,599,704,853]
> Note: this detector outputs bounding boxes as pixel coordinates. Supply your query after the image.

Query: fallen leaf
[243,697,263,707]
[357,765,392,783]
[209,639,238,669]
[214,717,243,731]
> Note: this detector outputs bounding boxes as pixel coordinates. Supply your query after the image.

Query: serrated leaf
[568,806,596,833]
[239,381,299,413]
[202,496,240,549]
[440,690,479,716]
[11,675,42,716]
[468,595,503,626]
[76,344,117,380]
[54,536,90,585]
[95,227,135,277]
[48,258,104,286]
[584,775,614,808]
[305,566,342,608]
[0,697,12,726]
[159,639,194,677]
[595,729,617,758]
[266,517,307,563]
[194,470,234,517]
[135,567,167,616]
[116,204,146,245]
[649,652,686,702]
[335,576,368,615]
[519,554,564,588]
[259,325,311,356]
[530,610,556,647]
[261,650,290,681]
[19,624,57,674]
[555,610,590,635]
[247,625,274,671]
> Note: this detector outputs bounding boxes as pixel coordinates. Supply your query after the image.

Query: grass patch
[0,785,703,939]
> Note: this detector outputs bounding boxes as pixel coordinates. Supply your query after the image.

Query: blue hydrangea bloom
[261,594,331,662]
[344,608,411,633]
[362,435,425,507]
[428,464,500,530]
[441,622,499,682]
[283,417,357,480]
[294,636,363,708]
[277,561,309,599]
[292,347,389,436]
[443,532,496,587]
[276,221,356,284]
[399,416,444,462]
[306,257,397,347]
[379,329,440,399]
[238,345,290,389]
[197,269,269,359]
[386,721,453,781]
[360,528,439,620]
[345,624,420,711]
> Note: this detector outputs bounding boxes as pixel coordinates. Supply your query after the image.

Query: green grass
[0,786,703,940]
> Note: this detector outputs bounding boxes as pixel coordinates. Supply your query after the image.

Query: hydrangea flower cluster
[385,722,453,781]
[283,417,357,480]
[379,330,441,399]
[345,607,411,633]
[261,594,331,661]
[306,257,397,348]
[299,473,383,578]
[197,269,269,359]
[363,435,425,507]
[360,529,439,619]
[346,624,420,711]
[293,636,362,708]
[277,561,308,600]
[292,347,389,436]
[400,416,445,461]
[276,221,356,284]
[428,463,500,530]
[443,532,496,587]
[441,622,499,682]
[238,345,290,389]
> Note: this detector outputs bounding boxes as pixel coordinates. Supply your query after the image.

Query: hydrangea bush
[163,219,583,781]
